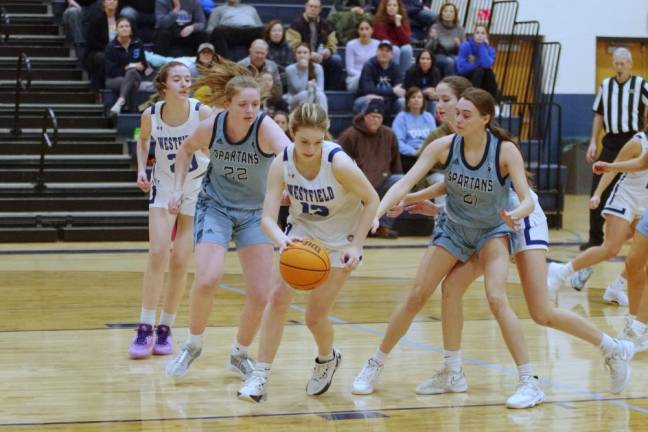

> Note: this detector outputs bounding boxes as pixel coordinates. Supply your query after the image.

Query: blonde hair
[192,61,269,107]
[289,103,332,140]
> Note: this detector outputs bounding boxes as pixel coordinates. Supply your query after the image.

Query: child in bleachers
[456,24,498,101]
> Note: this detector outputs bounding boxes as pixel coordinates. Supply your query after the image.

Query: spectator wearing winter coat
[456,24,498,100]
[372,0,413,79]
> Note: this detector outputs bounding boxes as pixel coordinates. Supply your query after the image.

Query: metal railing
[11,53,32,136]
[34,108,58,192]
[0,7,9,44]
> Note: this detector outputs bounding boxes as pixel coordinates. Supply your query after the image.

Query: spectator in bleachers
[372,0,413,80]
[237,39,283,97]
[120,0,156,43]
[260,71,289,115]
[403,49,440,113]
[424,2,464,77]
[206,0,264,60]
[154,0,206,56]
[456,24,498,100]
[402,0,436,41]
[286,0,346,90]
[353,39,405,117]
[391,86,436,171]
[264,20,294,70]
[272,111,291,138]
[61,0,97,58]
[105,17,147,115]
[188,42,219,77]
[326,0,372,46]
[345,18,379,92]
[199,0,215,16]
[338,98,403,238]
[84,0,122,89]
[284,43,329,113]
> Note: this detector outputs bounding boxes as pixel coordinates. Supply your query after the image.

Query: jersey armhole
[256,113,276,158]
[495,139,509,186]
[208,111,222,150]
[438,135,456,170]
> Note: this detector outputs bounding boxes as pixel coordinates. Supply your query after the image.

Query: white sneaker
[547,263,567,300]
[506,376,544,409]
[570,267,593,291]
[636,329,648,353]
[237,371,269,403]
[617,317,648,353]
[165,343,201,378]
[227,352,255,381]
[352,358,384,395]
[306,350,342,396]
[617,316,635,341]
[416,367,468,395]
[605,339,634,393]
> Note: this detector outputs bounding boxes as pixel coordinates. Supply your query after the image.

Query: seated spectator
[402,0,435,41]
[326,0,372,45]
[199,0,215,16]
[424,2,465,77]
[403,49,440,113]
[61,0,98,58]
[154,0,206,56]
[372,0,414,80]
[286,0,346,90]
[191,42,223,103]
[338,98,403,239]
[206,0,264,60]
[284,44,328,113]
[392,86,436,171]
[272,110,291,138]
[353,39,405,118]
[456,24,498,100]
[264,20,294,71]
[120,0,156,43]
[260,71,289,115]
[84,0,122,89]
[105,17,147,114]
[345,18,379,92]
[237,39,282,96]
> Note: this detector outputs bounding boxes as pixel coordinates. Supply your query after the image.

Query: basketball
[279,240,331,290]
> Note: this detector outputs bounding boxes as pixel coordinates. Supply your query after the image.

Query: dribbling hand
[589,195,601,209]
[168,190,183,215]
[499,208,520,230]
[592,161,611,175]
[279,235,302,253]
[341,245,362,271]
[136,170,150,193]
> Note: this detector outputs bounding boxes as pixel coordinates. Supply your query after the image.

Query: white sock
[517,363,534,380]
[558,262,575,279]
[158,311,176,327]
[614,275,628,291]
[318,350,334,363]
[443,349,462,371]
[231,341,249,356]
[372,348,388,365]
[140,308,156,326]
[187,332,203,349]
[598,333,617,355]
[255,362,272,376]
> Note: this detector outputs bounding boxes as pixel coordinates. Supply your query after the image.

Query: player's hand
[592,161,611,175]
[168,189,183,215]
[589,195,601,209]
[341,245,362,271]
[404,200,442,216]
[136,170,150,192]
[370,218,380,234]
[586,142,597,164]
[386,204,404,218]
[279,235,302,253]
[499,208,520,230]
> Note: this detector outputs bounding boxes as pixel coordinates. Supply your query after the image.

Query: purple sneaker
[153,325,173,356]
[128,323,154,359]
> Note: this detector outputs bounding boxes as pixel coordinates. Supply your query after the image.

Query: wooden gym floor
[1,195,647,431]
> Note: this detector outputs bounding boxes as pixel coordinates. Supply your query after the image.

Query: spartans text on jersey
[447,170,494,192]
[213,149,260,164]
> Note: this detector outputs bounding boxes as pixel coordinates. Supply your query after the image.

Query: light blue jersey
[441,132,511,228]
[200,111,274,210]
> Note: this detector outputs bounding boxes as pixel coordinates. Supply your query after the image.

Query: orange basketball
[279,240,330,290]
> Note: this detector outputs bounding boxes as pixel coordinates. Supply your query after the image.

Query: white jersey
[615,132,648,194]
[509,189,549,253]
[283,141,363,251]
[150,98,209,184]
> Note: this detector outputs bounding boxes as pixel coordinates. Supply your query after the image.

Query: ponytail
[191,60,269,107]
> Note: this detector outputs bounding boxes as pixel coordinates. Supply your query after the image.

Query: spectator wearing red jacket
[372,0,413,80]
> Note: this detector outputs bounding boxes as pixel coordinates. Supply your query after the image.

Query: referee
[582,47,648,250]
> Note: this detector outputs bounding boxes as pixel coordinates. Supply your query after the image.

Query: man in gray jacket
[237,39,283,96]
[207,0,264,59]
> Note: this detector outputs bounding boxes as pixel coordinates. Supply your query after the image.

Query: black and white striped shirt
[593,75,648,134]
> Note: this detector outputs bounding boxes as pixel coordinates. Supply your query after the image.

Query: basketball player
[390,180,635,395]
[594,139,648,351]
[165,63,291,379]
[352,88,544,409]
[236,103,380,403]
[548,123,648,311]
[129,62,212,359]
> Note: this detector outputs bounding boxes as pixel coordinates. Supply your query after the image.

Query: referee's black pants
[588,132,635,244]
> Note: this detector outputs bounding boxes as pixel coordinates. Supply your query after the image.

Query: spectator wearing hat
[353,39,405,118]
[206,0,264,60]
[154,0,207,56]
[237,39,283,96]
[338,98,403,238]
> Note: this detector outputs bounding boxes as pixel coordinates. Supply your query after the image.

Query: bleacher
[0,0,564,242]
